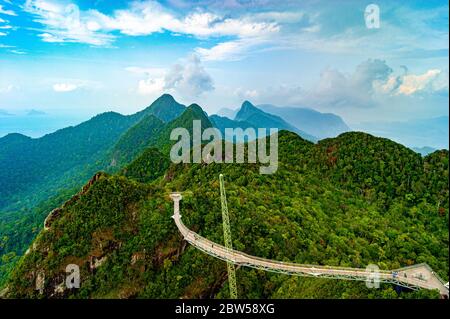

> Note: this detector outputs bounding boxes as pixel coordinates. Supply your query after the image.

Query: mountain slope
[152,103,213,155]
[0,111,142,210]
[122,148,170,184]
[258,104,350,139]
[3,131,447,299]
[235,101,317,142]
[109,115,165,168]
[0,94,187,211]
[0,94,188,289]
[310,132,425,206]
[135,94,186,123]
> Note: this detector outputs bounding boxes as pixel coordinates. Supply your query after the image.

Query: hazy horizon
[1,92,448,150]
[1,0,448,147]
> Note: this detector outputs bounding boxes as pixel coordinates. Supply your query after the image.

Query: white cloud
[0,5,17,16]
[397,69,448,95]
[301,59,392,109]
[0,84,14,93]
[53,83,78,92]
[196,39,252,61]
[24,0,115,46]
[138,77,166,95]
[0,15,15,36]
[180,12,278,38]
[196,40,242,61]
[303,60,448,108]
[8,49,26,54]
[235,87,259,100]
[236,60,449,110]
[193,10,316,61]
[131,54,214,97]
[92,3,278,38]
[23,0,279,47]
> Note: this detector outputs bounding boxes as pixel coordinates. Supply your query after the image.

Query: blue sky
[0,0,448,132]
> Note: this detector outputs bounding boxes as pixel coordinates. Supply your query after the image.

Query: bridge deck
[170,193,449,297]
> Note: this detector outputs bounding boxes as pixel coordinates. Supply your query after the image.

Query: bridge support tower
[219,174,238,299]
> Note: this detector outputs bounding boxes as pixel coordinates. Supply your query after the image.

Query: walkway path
[170,193,449,297]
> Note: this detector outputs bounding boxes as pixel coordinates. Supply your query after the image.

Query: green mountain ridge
[109,115,165,168]
[2,130,447,299]
[0,94,188,212]
[0,94,448,299]
[0,111,140,210]
[0,97,213,287]
[134,93,186,123]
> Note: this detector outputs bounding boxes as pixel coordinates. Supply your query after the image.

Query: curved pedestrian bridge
[170,193,449,297]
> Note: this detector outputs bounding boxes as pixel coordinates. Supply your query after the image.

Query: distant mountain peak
[239,100,258,114]
[0,132,32,143]
[27,109,47,116]
[139,93,186,123]
[235,101,259,122]
[187,103,204,112]
[234,100,317,142]
[242,100,255,109]
[155,93,176,103]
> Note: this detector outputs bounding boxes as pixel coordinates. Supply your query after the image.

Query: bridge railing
[175,210,447,294]
[177,216,393,273]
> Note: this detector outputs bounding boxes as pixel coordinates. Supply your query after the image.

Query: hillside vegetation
[0,95,190,286]
[3,130,448,299]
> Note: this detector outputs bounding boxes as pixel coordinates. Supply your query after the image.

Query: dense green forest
[0,98,220,288]
[0,94,185,213]
[2,126,448,298]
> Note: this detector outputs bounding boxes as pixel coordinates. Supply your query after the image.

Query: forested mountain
[2,129,447,299]
[109,115,165,168]
[216,103,349,140]
[152,103,213,154]
[0,97,212,287]
[136,94,186,123]
[0,94,186,212]
[0,94,448,299]
[258,104,350,139]
[0,112,140,211]
[234,101,317,142]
